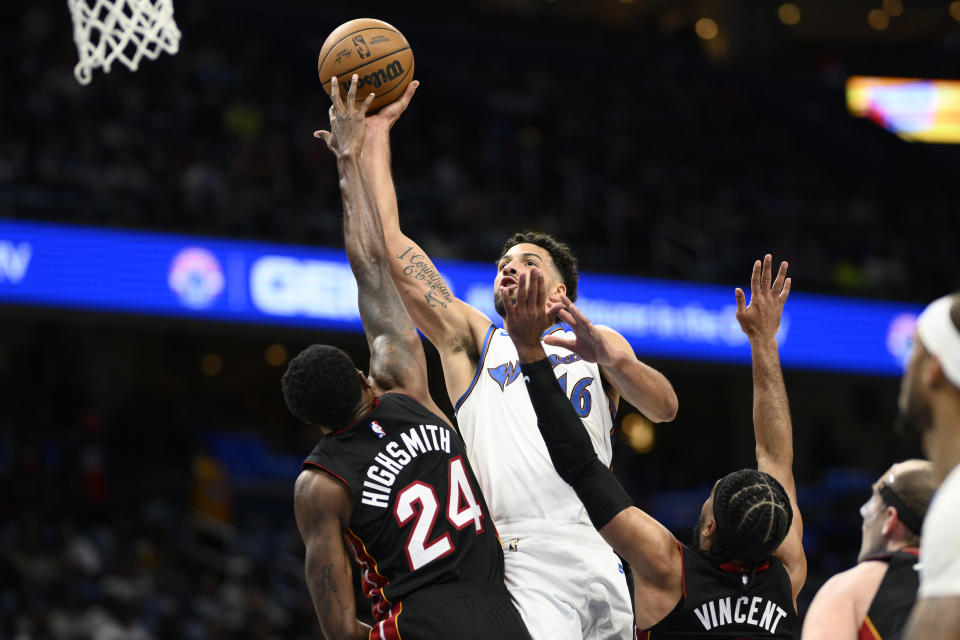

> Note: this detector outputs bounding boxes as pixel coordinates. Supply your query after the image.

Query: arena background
[1,0,958,637]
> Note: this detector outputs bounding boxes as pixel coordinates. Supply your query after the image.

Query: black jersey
[859,549,920,640]
[639,543,800,640]
[303,393,504,622]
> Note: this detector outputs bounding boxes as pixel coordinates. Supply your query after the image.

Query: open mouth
[499,276,518,289]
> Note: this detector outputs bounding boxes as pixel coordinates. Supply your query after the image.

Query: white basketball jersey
[455,323,616,528]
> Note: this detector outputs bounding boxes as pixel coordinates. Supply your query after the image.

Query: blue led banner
[0,219,922,376]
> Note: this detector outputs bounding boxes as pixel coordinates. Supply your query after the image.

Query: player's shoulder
[295,468,352,515]
[819,560,889,599]
[595,324,632,346]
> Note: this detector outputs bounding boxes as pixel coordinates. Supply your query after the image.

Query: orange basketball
[317,19,415,113]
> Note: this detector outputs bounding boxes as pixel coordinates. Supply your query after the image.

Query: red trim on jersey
[344,528,393,621]
[370,602,403,640]
[635,629,650,639]
[717,560,771,574]
[858,615,882,640]
[454,324,496,413]
[301,461,351,489]
[864,547,920,563]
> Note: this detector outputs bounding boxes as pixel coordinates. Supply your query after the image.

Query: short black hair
[500,231,579,302]
[281,344,361,430]
[710,469,793,566]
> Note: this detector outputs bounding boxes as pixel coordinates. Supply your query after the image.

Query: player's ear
[880,506,899,538]
[702,516,717,541]
[357,369,372,390]
[925,356,947,390]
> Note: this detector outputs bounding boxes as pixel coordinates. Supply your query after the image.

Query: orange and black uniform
[858,549,920,640]
[303,393,529,640]
[637,543,799,639]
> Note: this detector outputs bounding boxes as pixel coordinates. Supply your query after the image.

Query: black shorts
[372,582,530,640]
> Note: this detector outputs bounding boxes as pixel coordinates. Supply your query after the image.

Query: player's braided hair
[709,469,793,567]
[500,231,579,302]
[282,344,361,430]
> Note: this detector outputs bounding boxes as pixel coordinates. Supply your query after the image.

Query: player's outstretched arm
[735,255,806,599]
[316,75,432,406]
[293,470,370,640]
[542,299,678,423]
[359,82,490,389]
[504,269,683,629]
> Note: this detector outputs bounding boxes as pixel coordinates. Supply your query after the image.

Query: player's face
[493,243,564,318]
[896,336,933,439]
[857,469,892,561]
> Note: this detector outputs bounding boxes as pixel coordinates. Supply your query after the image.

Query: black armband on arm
[520,358,634,529]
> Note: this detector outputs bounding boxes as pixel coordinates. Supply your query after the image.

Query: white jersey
[918,461,960,598]
[455,323,615,528]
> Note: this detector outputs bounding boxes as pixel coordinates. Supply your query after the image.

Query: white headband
[916,295,960,389]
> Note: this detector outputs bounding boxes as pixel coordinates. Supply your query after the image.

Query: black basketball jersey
[639,543,800,640]
[859,549,920,640]
[302,393,504,621]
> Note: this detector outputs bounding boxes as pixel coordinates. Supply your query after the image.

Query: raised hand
[542,295,617,366]
[364,80,419,132]
[314,75,375,158]
[503,268,552,363]
[735,254,791,343]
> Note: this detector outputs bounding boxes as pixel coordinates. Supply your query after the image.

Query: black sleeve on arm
[521,358,634,529]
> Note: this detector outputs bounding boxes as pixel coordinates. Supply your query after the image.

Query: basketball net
[66,0,181,85]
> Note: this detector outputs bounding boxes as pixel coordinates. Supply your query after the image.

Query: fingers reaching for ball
[315,75,374,157]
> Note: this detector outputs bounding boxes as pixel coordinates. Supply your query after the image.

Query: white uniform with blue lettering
[455,323,634,640]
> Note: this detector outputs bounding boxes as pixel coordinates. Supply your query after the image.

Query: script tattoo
[396,246,454,307]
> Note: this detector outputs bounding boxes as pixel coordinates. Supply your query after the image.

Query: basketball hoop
[66,0,181,85]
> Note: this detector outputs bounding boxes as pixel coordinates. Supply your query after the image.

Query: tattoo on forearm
[396,246,453,305]
[316,563,338,598]
[424,290,448,308]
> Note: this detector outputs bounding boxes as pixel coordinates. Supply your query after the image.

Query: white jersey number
[393,457,485,571]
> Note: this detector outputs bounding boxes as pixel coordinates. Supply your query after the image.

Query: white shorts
[499,520,634,640]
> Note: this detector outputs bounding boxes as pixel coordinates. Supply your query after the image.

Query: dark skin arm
[736,255,806,601]
[316,75,445,418]
[502,269,683,630]
[293,469,370,640]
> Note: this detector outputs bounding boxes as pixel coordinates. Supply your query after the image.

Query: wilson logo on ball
[356,60,405,90]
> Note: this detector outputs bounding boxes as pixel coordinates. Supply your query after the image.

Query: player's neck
[347,388,379,426]
[927,396,960,483]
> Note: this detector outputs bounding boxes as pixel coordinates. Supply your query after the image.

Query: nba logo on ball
[168,247,225,309]
[370,421,386,439]
[352,35,371,58]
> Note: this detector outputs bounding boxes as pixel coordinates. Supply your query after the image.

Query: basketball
[317,18,415,113]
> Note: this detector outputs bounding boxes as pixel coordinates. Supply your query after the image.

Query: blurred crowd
[2,2,958,303]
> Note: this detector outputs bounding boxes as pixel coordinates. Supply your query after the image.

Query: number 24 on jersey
[393,456,485,571]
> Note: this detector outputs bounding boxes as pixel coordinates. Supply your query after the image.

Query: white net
[67,0,181,85]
